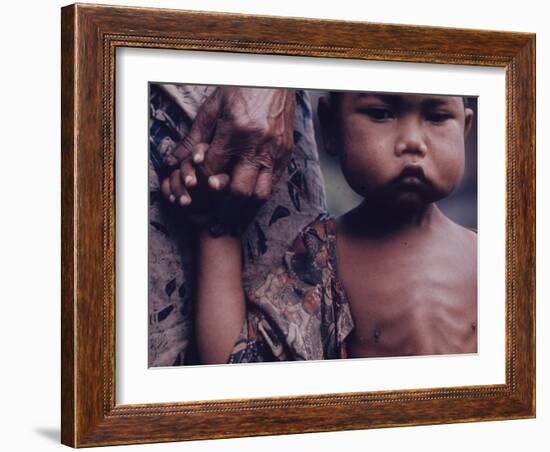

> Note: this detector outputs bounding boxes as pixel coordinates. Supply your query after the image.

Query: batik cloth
[228,215,354,363]
[148,84,327,366]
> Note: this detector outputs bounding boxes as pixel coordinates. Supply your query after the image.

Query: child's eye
[363,107,395,121]
[426,112,453,123]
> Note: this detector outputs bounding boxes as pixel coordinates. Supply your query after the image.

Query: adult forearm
[195,229,246,364]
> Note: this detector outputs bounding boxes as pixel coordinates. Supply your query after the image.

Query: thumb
[164,89,223,166]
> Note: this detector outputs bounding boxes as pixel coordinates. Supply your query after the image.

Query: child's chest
[337,235,477,358]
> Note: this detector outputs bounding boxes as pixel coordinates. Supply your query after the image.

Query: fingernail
[185,175,194,186]
[210,177,220,190]
[193,153,203,163]
[179,195,190,206]
[169,194,175,203]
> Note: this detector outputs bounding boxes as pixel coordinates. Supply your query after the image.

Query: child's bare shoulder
[441,218,477,260]
[453,220,477,244]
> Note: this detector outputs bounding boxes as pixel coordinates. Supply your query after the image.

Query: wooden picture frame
[61,3,535,447]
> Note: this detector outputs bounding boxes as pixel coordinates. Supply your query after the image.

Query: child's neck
[340,200,443,239]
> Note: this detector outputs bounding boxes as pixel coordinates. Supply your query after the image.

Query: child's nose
[394,119,428,158]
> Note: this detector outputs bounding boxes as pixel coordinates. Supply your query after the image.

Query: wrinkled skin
[161,87,296,225]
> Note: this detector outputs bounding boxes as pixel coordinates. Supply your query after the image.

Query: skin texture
[319,93,477,357]
[168,90,477,363]
[160,87,295,363]
[161,87,295,218]
[336,205,477,357]
[195,230,245,364]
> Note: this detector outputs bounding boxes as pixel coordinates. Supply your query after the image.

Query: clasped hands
[161,87,295,231]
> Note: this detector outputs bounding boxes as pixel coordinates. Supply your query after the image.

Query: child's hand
[161,165,231,228]
[161,166,230,208]
[160,141,229,206]
[161,163,266,235]
[164,87,295,201]
[160,153,250,234]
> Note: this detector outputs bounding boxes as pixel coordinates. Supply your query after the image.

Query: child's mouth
[400,176,425,186]
[392,165,431,189]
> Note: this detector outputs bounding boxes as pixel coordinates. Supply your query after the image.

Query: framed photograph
[61,3,535,447]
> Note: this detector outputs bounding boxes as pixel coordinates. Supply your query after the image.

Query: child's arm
[195,228,246,365]
[161,160,254,364]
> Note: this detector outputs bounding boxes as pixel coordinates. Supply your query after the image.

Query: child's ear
[318,96,339,156]
[464,107,474,138]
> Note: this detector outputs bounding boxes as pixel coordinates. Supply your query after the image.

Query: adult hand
[164,87,295,201]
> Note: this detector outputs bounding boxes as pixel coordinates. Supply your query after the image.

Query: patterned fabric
[148,84,327,366]
[228,215,355,363]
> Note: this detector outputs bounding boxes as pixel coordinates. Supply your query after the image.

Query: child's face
[325,93,473,210]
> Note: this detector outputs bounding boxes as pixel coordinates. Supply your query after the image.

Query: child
[162,91,477,365]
